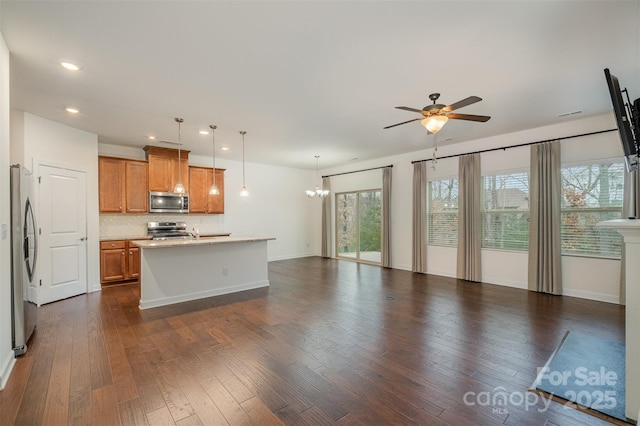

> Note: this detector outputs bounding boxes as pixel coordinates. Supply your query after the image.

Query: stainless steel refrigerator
[10,164,38,357]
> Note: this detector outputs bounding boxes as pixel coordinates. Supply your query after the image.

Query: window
[561,162,624,258]
[481,172,530,251]
[336,190,382,264]
[428,179,458,246]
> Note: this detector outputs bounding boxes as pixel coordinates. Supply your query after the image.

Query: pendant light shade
[208,124,220,195]
[306,155,329,198]
[239,131,249,197]
[173,117,186,194]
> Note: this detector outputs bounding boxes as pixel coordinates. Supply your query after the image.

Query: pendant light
[173,117,185,194]
[208,124,220,195]
[239,131,249,197]
[306,155,330,198]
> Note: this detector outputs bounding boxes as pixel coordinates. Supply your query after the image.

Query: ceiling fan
[383,93,491,133]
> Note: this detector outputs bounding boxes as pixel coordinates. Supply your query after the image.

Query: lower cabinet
[100,240,141,285]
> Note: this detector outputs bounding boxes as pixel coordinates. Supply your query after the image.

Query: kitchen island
[131,236,275,309]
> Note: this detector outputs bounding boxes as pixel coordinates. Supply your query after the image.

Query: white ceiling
[1,1,639,169]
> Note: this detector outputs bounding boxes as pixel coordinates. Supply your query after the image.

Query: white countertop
[131,235,275,249]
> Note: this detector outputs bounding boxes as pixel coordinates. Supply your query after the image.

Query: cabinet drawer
[100,240,126,250]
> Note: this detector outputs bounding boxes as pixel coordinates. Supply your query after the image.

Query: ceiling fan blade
[395,106,424,113]
[447,113,491,122]
[383,117,422,129]
[442,96,482,112]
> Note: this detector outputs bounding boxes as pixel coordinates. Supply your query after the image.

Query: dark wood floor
[0,257,625,425]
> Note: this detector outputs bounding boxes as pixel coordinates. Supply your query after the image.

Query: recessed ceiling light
[65,107,79,114]
[221,146,229,151]
[199,130,209,135]
[147,135,156,140]
[60,62,80,71]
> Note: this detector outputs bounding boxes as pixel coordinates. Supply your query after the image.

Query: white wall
[320,113,625,304]
[0,31,14,389]
[11,111,101,293]
[98,144,321,261]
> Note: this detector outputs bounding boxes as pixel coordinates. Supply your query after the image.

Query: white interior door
[38,164,87,304]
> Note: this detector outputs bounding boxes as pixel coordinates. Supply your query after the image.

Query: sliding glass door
[336,190,381,264]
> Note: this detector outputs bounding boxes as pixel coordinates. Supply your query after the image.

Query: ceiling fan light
[422,115,449,133]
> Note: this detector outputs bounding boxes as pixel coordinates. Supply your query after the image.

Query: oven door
[149,192,188,213]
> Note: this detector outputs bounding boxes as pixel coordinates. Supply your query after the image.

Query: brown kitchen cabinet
[100,240,142,285]
[128,245,140,279]
[144,146,190,193]
[188,166,225,214]
[125,160,148,213]
[98,156,148,213]
[100,240,126,283]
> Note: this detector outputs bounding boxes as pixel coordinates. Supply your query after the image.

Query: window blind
[428,179,458,246]
[560,162,624,258]
[481,172,530,251]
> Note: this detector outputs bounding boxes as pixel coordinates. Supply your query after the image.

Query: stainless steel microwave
[149,192,189,214]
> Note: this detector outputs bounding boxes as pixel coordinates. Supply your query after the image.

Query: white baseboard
[139,280,269,310]
[562,288,619,304]
[482,277,528,290]
[268,252,316,261]
[426,269,456,278]
[0,350,16,390]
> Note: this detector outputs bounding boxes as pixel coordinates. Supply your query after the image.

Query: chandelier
[306,155,329,198]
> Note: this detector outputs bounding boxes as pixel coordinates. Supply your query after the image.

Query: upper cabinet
[144,146,189,193]
[188,166,225,214]
[99,156,148,213]
[124,161,149,213]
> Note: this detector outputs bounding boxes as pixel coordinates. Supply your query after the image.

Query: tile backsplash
[100,214,225,239]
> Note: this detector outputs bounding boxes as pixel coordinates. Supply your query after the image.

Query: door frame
[33,158,89,304]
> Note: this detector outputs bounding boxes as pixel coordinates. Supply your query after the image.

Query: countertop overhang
[131,236,275,249]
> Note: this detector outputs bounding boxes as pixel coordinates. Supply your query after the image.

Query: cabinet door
[171,158,189,192]
[100,248,126,282]
[148,154,172,192]
[127,245,140,279]
[98,157,125,213]
[207,169,225,214]
[188,167,208,213]
[125,161,149,213]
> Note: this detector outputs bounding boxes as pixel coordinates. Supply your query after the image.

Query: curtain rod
[411,128,617,164]
[322,164,393,178]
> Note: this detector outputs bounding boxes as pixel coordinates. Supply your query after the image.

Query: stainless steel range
[147,221,191,240]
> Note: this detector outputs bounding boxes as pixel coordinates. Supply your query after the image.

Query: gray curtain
[528,141,562,294]
[412,162,427,273]
[619,168,640,304]
[321,177,331,258]
[382,167,392,268]
[457,153,482,282]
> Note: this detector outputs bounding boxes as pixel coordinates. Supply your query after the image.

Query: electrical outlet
[222,267,228,276]
[1,223,7,240]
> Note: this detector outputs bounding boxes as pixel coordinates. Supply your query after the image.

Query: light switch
[1,223,7,240]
